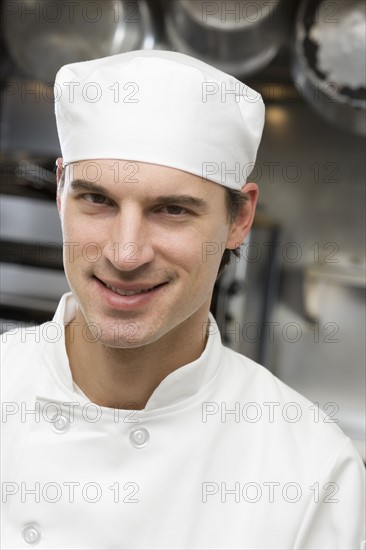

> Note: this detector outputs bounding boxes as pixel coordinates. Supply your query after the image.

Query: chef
[1,49,365,550]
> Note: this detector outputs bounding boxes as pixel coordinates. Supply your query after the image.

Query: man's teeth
[104,283,155,296]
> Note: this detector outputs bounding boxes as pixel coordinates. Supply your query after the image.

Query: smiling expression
[57,159,254,349]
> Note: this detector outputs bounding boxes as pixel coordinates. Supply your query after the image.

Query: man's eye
[161,205,188,216]
[83,193,109,205]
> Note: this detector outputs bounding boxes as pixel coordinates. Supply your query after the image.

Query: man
[1,50,365,549]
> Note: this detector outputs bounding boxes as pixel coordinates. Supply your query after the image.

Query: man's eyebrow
[70,179,109,195]
[154,195,208,210]
[69,179,209,209]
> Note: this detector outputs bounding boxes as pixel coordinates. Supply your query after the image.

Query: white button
[129,427,149,448]
[22,524,41,545]
[51,414,70,434]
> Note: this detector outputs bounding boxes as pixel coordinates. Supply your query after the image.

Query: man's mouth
[96,277,168,296]
[104,282,162,296]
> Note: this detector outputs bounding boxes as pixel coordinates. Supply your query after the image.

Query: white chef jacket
[1,292,365,550]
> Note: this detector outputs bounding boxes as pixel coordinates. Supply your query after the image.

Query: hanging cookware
[292,0,366,136]
[2,0,159,82]
[164,0,288,77]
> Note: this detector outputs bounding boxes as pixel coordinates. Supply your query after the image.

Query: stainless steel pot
[2,0,159,82]
[292,0,366,136]
[164,0,288,77]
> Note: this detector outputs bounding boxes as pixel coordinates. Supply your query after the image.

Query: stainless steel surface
[3,0,158,82]
[164,0,287,77]
[0,195,62,244]
[1,78,61,157]
[292,0,366,136]
[253,98,365,456]
[0,263,70,302]
[211,215,281,367]
[0,191,67,321]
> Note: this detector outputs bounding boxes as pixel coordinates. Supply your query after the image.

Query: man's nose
[103,209,155,271]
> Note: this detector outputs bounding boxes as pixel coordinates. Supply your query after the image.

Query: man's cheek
[63,242,88,265]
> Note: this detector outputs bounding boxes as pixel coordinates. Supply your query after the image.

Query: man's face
[57,159,252,348]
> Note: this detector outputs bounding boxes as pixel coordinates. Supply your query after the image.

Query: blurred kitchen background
[0,0,365,459]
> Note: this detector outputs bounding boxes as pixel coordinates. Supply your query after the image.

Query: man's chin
[81,318,160,349]
[99,337,147,349]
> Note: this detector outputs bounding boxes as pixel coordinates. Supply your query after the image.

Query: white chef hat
[54,49,265,190]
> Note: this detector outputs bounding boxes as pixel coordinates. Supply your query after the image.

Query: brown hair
[218,187,248,278]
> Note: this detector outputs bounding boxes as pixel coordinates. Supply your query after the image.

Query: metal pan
[291,0,366,136]
[164,0,289,77]
[2,0,159,82]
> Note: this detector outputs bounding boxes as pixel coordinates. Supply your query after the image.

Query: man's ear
[225,182,259,249]
[56,157,63,212]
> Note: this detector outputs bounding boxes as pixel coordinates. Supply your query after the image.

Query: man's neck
[64,309,210,410]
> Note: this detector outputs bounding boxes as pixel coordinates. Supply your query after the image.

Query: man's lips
[94,276,168,293]
[92,276,169,309]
